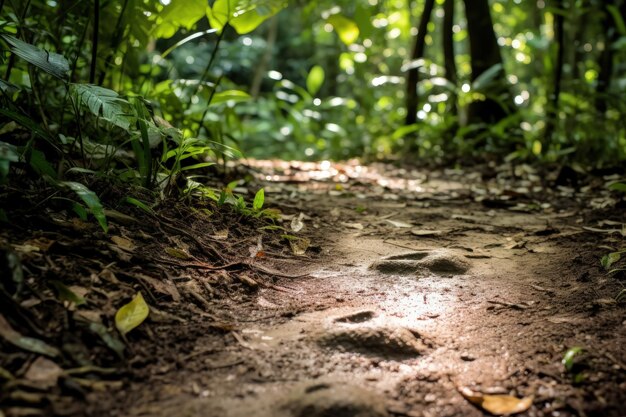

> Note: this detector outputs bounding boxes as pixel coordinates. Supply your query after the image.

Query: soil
[1,160,625,417]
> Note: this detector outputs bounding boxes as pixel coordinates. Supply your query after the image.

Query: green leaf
[607,5,626,36]
[562,346,584,372]
[30,149,57,179]
[608,182,626,193]
[306,65,325,96]
[601,252,622,270]
[153,0,207,39]
[61,181,108,233]
[209,90,251,106]
[472,63,504,91]
[72,203,88,220]
[0,34,69,80]
[207,0,286,34]
[327,14,360,45]
[115,292,150,336]
[122,197,155,215]
[180,162,216,171]
[87,322,125,358]
[71,84,136,130]
[0,314,60,358]
[50,280,86,306]
[253,188,265,211]
[0,107,56,144]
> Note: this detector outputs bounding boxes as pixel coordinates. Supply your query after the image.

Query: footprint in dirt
[317,310,431,358]
[369,250,470,276]
[279,380,390,417]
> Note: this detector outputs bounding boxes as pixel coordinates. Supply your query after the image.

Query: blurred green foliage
[0,0,625,183]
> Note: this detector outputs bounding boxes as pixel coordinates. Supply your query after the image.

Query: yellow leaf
[459,387,533,416]
[165,247,190,259]
[115,292,150,335]
[111,236,135,251]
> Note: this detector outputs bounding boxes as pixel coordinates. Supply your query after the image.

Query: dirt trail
[92,162,625,417]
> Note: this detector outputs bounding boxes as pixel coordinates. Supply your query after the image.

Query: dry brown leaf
[111,236,135,251]
[459,387,533,416]
[411,229,442,236]
[385,219,413,228]
[24,357,63,389]
[289,237,310,256]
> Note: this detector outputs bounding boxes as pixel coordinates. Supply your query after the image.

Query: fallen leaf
[291,213,305,232]
[212,229,229,240]
[0,314,60,357]
[385,219,413,228]
[342,222,364,230]
[24,237,55,252]
[111,236,135,251]
[459,386,533,415]
[289,237,310,256]
[50,281,86,306]
[88,322,125,358]
[165,247,191,260]
[24,357,63,389]
[411,229,442,236]
[115,292,150,336]
[249,236,264,258]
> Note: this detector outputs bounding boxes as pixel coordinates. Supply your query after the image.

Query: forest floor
[1,160,625,417]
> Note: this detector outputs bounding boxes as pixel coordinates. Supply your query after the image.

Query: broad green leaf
[61,181,108,233]
[207,0,286,34]
[115,292,150,336]
[562,346,584,371]
[71,84,135,130]
[153,0,207,39]
[0,34,69,80]
[306,65,325,96]
[327,15,360,45]
[253,188,265,211]
[209,90,251,106]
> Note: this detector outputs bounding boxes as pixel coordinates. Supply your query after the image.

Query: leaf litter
[0,161,625,417]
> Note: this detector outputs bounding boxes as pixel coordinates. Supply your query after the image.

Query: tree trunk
[462,0,509,124]
[596,1,625,113]
[250,16,278,99]
[443,0,457,86]
[544,0,565,146]
[443,0,458,118]
[405,0,435,126]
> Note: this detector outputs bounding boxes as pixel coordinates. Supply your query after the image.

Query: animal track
[370,250,470,276]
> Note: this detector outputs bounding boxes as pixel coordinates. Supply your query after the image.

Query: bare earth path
[90,161,625,417]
